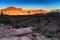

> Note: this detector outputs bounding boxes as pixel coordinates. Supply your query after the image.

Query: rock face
[0,26,33,38]
[1,6,23,15]
[0,10,1,14]
[13,27,33,35]
[0,24,33,40]
[0,6,47,15]
[29,10,47,15]
[0,36,32,40]
[0,37,19,40]
[19,36,31,40]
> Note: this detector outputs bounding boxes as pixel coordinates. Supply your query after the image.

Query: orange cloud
[1,6,47,15]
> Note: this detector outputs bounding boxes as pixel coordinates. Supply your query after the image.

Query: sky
[0,0,60,10]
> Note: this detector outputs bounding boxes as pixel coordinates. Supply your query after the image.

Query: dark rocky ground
[0,12,60,40]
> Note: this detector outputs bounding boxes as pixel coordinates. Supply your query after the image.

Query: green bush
[46,32,56,38]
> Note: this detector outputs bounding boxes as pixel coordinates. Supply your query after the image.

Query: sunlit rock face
[1,6,23,15]
[1,6,47,15]
[29,10,47,15]
[0,10,1,14]
[23,10,29,15]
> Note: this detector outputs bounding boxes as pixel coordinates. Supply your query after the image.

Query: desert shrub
[46,32,56,38]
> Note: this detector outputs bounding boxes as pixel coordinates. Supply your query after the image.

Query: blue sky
[0,0,60,9]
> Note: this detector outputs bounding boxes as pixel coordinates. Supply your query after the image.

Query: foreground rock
[0,37,19,40]
[13,27,33,35]
[0,36,31,40]
[0,27,33,37]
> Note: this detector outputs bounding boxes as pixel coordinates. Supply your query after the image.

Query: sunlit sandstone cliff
[1,6,23,15]
[0,10,1,13]
[0,6,47,15]
[29,10,47,15]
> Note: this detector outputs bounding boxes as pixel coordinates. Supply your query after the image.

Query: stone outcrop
[0,6,47,15]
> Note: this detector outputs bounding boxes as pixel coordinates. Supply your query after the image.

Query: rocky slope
[0,12,60,40]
